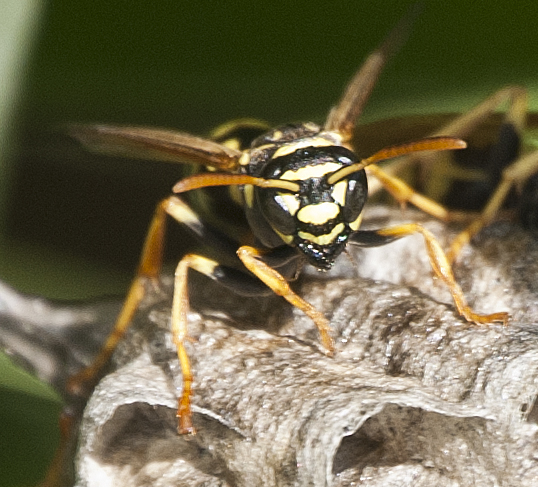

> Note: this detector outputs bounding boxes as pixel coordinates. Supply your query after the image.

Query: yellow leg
[423,86,527,201]
[376,223,509,325]
[170,253,221,434]
[237,245,335,354]
[443,86,530,262]
[366,164,451,220]
[40,197,174,487]
[431,86,527,139]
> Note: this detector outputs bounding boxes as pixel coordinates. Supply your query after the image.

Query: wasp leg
[366,163,452,220]
[45,199,172,487]
[370,86,528,194]
[350,224,509,325]
[443,87,528,262]
[237,245,335,354]
[170,249,301,433]
[172,253,212,435]
[67,193,306,436]
[448,149,538,262]
[368,86,529,263]
[64,195,222,410]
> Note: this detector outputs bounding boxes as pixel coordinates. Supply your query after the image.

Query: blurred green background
[1,0,537,484]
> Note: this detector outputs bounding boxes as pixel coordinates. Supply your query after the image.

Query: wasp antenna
[173,174,259,193]
[173,173,300,194]
[327,137,466,185]
[324,3,424,139]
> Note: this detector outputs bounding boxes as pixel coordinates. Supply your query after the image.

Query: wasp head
[258,144,368,270]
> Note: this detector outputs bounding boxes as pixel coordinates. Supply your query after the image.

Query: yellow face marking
[331,180,347,206]
[298,223,345,246]
[275,192,300,216]
[297,202,340,225]
[272,137,336,159]
[281,162,342,181]
[349,213,363,232]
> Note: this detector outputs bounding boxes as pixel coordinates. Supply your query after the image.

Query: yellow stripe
[271,137,336,159]
[189,255,219,276]
[298,223,345,246]
[274,228,294,244]
[281,162,342,181]
[165,198,200,226]
[222,138,241,151]
[239,152,251,166]
[209,118,270,140]
[297,202,340,225]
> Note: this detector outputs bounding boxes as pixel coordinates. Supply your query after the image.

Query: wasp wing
[324,4,421,140]
[69,125,242,171]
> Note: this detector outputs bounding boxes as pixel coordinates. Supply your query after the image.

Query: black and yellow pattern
[64,7,508,442]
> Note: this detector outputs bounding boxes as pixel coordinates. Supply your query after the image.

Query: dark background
[1,1,537,485]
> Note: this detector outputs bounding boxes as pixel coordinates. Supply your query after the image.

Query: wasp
[66,10,508,437]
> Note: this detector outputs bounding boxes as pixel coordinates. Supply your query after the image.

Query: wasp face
[254,135,368,270]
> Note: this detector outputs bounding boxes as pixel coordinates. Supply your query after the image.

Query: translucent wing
[324,4,422,140]
[69,125,242,171]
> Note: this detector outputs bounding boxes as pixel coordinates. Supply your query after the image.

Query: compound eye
[259,189,299,235]
[342,170,368,223]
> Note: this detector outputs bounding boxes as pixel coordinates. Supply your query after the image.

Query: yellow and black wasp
[65,10,508,437]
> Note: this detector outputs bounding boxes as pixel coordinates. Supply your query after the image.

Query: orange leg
[66,194,300,436]
[366,164,451,221]
[170,253,222,434]
[50,195,204,487]
[237,245,335,354]
[373,223,509,324]
[370,86,528,195]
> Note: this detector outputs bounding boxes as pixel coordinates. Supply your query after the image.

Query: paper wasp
[64,10,509,439]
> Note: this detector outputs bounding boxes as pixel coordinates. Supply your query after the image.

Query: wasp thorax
[257,142,368,270]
